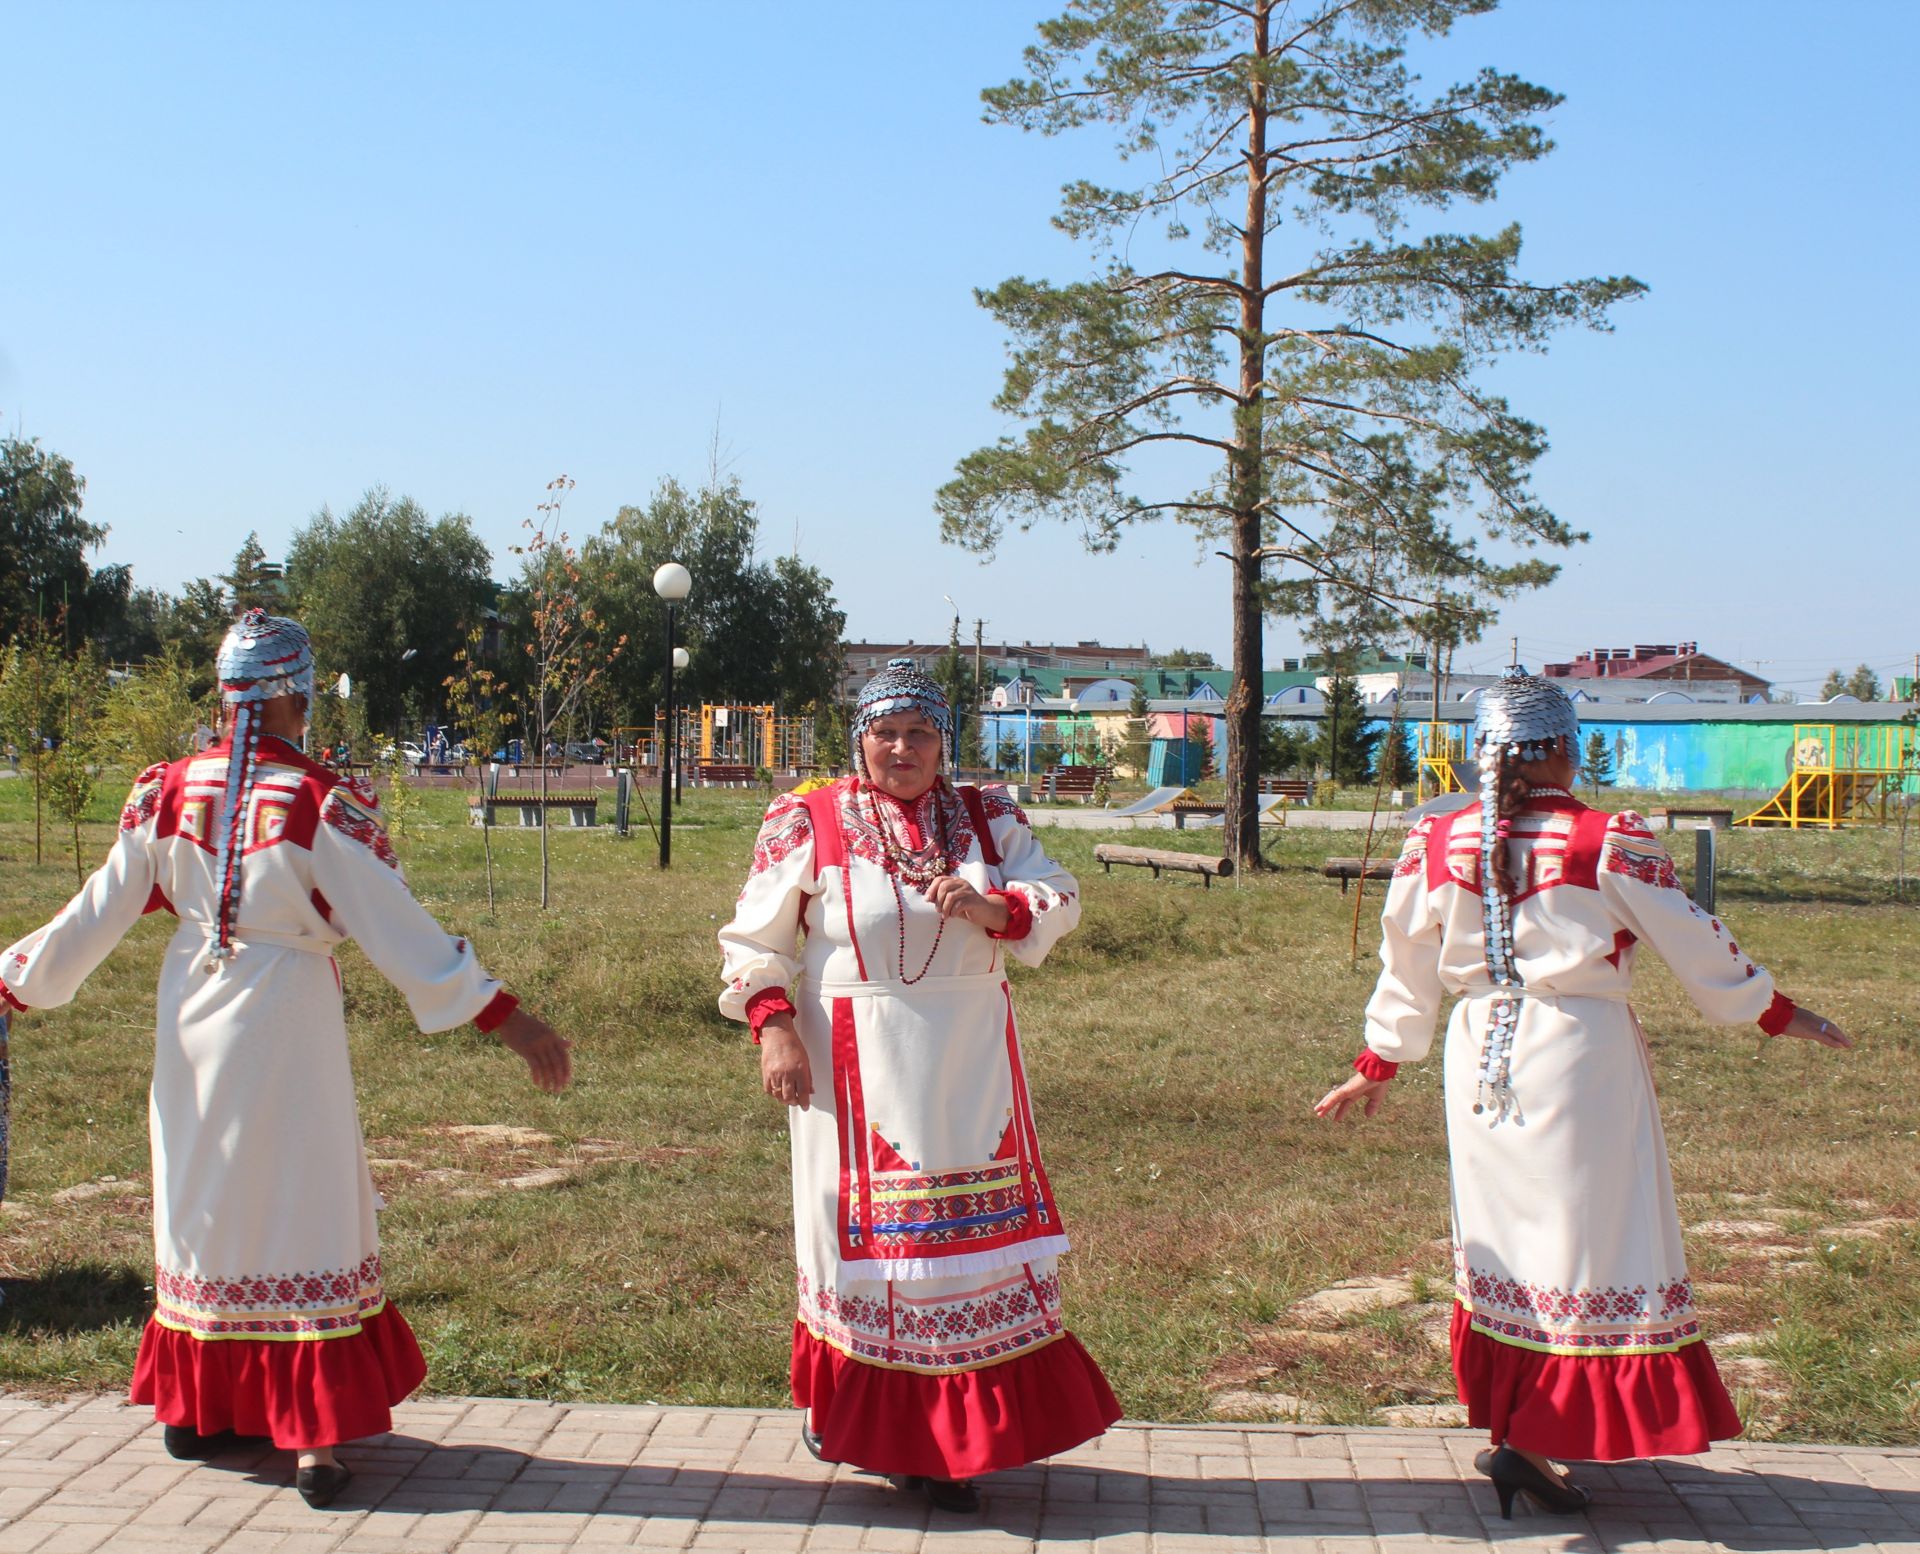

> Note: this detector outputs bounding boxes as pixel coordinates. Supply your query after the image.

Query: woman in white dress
[1,612,571,1506]
[1316,674,1850,1515]
[718,659,1119,1513]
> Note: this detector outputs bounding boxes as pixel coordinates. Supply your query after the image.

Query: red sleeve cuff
[0,982,28,1014]
[987,889,1033,942]
[474,989,519,1033]
[1353,1049,1399,1082]
[746,988,795,1043]
[1757,992,1795,1037]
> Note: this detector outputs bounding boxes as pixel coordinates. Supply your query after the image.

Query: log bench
[468,791,602,827]
[1094,843,1234,888]
[1322,856,1396,893]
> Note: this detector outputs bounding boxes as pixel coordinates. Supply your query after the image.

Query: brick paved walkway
[2,1396,1917,1553]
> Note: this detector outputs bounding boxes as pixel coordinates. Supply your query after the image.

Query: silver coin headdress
[208,611,317,968]
[851,657,951,773]
[1469,671,1578,1129]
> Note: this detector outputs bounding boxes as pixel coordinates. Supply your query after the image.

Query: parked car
[400,742,427,766]
[563,741,604,765]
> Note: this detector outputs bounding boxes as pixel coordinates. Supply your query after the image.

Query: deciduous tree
[939,0,1643,868]
[285,489,496,735]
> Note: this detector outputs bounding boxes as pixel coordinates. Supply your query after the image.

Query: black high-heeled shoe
[295,1462,353,1509]
[1483,1446,1591,1519]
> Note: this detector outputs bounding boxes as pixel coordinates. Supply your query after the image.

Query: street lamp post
[654,562,692,868]
[672,646,689,803]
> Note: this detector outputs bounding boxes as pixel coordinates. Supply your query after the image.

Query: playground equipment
[698,704,815,772]
[1417,722,1472,800]
[613,706,817,779]
[1736,723,1918,829]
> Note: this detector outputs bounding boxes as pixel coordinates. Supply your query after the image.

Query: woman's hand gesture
[924,876,1011,933]
[1782,1006,1853,1049]
[1313,1072,1392,1122]
[760,1014,813,1110]
[495,1009,573,1094]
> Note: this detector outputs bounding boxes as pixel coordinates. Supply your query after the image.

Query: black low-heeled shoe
[295,1462,354,1509]
[1483,1446,1591,1519]
[163,1425,236,1460]
[889,1474,980,1513]
[801,1422,829,1462]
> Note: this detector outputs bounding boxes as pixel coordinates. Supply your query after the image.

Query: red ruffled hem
[791,1323,1121,1479]
[130,1302,428,1450]
[1451,1301,1743,1461]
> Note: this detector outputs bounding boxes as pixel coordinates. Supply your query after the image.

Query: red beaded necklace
[858,777,957,985]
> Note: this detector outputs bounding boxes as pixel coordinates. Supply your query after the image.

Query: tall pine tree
[938,1,1642,868]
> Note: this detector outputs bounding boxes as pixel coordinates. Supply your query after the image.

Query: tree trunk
[484,811,496,913]
[538,681,551,908]
[71,817,82,887]
[1224,1,1271,872]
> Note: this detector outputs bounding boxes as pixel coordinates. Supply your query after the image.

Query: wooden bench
[468,791,601,827]
[1322,857,1396,893]
[1094,843,1234,888]
[1261,777,1313,803]
[1171,802,1224,829]
[695,763,757,787]
[1043,765,1113,803]
[1650,806,1734,832]
[505,761,569,780]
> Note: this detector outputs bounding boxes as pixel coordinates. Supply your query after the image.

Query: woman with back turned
[1316,673,1850,1515]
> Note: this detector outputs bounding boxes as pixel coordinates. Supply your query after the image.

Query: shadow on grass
[0,1262,150,1335]
[152,1432,1920,1550]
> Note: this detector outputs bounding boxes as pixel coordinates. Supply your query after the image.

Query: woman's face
[860,712,943,801]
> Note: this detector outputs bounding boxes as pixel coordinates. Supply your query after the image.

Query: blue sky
[4,2,1914,696]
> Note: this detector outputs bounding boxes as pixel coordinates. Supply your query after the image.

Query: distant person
[718,658,1118,1513]
[0,611,572,1509]
[4,740,17,772]
[1316,673,1851,1516]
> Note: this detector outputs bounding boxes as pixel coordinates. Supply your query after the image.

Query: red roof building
[1541,643,1771,699]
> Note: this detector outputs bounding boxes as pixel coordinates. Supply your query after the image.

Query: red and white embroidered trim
[321,790,399,871]
[154,1254,386,1338]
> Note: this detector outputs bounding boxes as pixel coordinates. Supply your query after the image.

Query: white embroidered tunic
[1364,794,1787,1358]
[718,779,1083,1374]
[1,740,508,1343]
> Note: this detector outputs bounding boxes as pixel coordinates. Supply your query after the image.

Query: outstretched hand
[495,1008,572,1093]
[1313,1072,1392,1122]
[1782,1006,1853,1050]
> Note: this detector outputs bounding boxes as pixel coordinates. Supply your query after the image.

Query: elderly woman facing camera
[717,658,1119,1513]
[1316,673,1850,1517]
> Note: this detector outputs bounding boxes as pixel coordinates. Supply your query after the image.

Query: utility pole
[973,618,986,773]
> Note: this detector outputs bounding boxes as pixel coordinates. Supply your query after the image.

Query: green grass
[1,771,1915,1443]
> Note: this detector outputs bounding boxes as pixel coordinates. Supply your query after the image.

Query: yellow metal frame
[1736,723,1918,829]
[1417,721,1468,801]
[697,705,817,771]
